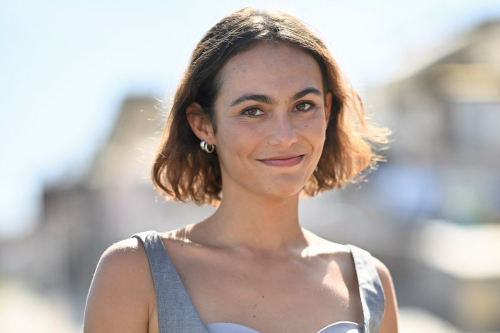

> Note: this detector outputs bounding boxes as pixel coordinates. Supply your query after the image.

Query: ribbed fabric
[132,230,385,333]
[346,244,386,333]
[132,230,207,333]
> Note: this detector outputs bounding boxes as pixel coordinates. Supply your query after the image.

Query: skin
[84,41,399,333]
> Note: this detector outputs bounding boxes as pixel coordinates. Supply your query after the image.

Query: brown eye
[295,102,314,112]
[242,108,264,117]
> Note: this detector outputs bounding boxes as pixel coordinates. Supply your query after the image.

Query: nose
[267,113,298,147]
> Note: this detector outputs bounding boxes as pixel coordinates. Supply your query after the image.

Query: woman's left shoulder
[369,255,393,284]
[302,228,352,257]
[345,246,399,332]
[303,229,395,288]
[324,240,400,332]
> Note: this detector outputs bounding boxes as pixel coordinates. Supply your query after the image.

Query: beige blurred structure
[416,220,500,331]
[39,96,216,313]
[1,18,499,333]
[367,19,500,227]
[364,19,500,332]
[0,96,216,328]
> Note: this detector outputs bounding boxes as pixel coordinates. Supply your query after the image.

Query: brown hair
[151,7,392,205]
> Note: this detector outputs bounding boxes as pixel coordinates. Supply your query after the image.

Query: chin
[256,180,306,199]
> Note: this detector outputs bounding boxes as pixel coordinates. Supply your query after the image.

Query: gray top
[131,230,385,333]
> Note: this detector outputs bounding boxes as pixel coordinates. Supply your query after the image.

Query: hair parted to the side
[151,6,392,206]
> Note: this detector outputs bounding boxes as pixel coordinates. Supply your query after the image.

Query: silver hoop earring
[200,140,214,153]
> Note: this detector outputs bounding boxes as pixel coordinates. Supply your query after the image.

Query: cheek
[216,121,260,162]
[297,114,327,145]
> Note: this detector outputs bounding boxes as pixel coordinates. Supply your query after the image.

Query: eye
[242,108,265,117]
[295,102,315,112]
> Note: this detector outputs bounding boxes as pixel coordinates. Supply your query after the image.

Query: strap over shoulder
[346,244,386,333]
[131,230,384,333]
[132,230,208,333]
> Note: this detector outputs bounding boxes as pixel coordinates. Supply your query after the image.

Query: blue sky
[1,0,500,237]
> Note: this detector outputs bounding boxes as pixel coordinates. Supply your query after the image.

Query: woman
[84,7,398,333]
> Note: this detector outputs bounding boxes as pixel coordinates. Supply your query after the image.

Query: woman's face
[210,41,332,199]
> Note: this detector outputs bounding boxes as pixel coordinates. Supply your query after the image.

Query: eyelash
[242,101,316,117]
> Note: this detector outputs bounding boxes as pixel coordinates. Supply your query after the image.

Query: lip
[257,154,304,167]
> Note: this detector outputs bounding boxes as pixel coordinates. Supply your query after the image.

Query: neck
[191,189,308,257]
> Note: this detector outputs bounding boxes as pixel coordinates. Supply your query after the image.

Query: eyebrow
[229,87,322,107]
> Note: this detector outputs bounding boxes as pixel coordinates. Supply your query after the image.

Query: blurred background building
[1,2,499,332]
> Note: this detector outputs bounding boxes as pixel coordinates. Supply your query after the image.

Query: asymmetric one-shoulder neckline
[132,230,385,333]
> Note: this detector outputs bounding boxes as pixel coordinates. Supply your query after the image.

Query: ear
[186,102,216,144]
[324,91,332,122]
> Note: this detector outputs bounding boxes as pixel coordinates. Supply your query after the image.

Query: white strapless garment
[205,321,361,333]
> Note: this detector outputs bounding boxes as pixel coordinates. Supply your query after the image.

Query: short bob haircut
[151,7,391,206]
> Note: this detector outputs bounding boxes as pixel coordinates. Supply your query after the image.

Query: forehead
[216,42,324,105]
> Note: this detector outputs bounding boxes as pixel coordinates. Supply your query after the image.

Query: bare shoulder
[83,237,155,333]
[370,255,400,333]
[92,237,153,284]
[100,236,147,261]
[301,228,353,256]
[370,256,393,285]
[301,229,360,280]
[101,237,153,278]
[317,234,400,333]
[369,255,396,303]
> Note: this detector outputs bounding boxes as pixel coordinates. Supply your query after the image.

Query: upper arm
[372,257,399,333]
[83,237,155,333]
